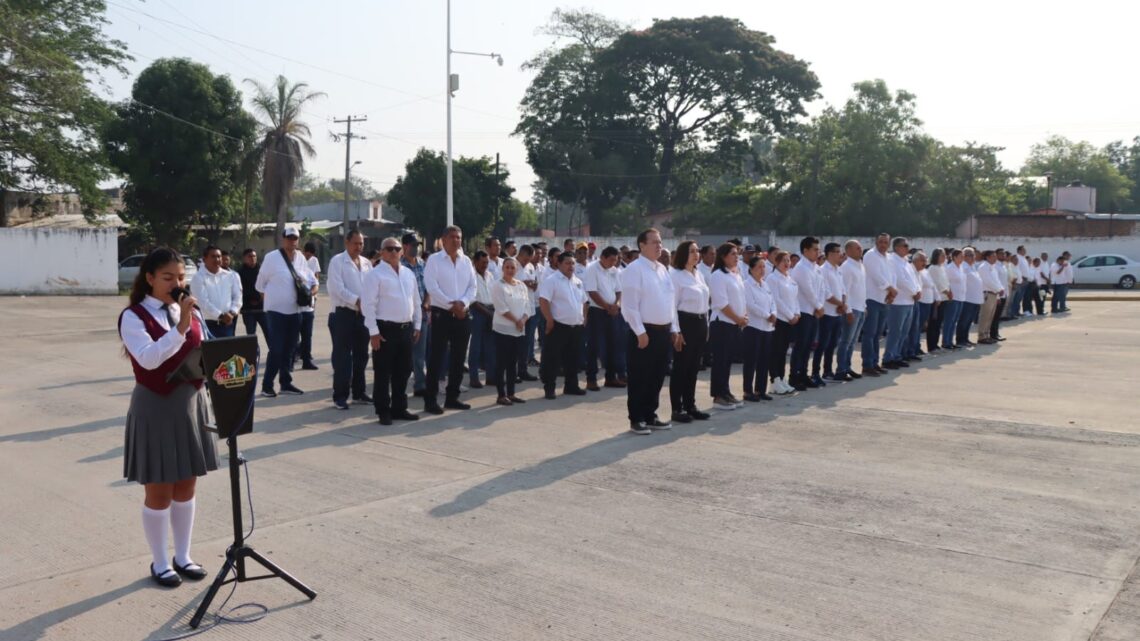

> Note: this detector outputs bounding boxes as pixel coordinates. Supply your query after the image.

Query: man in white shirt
[362,236,423,425]
[583,246,624,390]
[1051,252,1073,313]
[956,248,984,347]
[573,242,590,279]
[295,241,321,371]
[255,225,317,396]
[697,245,715,282]
[515,244,541,381]
[883,237,919,369]
[789,236,825,390]
[538,251,588,400]
[814,242,847,383]
[620,229,682,434]
[422,225,477,414]
[190,245,242,338]
[836,240,867,380]
[989,249,1009,339]
[976,249,1006,343]
[1014,245,1035,316]
[326,229,373,410]
[485,236,503,280]
[861,233,897,374]
[468,250,497,389]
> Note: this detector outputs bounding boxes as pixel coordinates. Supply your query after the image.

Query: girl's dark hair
[747,255,765,272]
[128,247,183,306]
[930,248,946,266]
[672,240,697,270]
[712,242,737,273]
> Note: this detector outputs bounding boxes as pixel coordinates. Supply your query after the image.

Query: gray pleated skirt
[123,383,219,484]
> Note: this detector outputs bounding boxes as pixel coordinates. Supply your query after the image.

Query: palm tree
[245,76,325,244]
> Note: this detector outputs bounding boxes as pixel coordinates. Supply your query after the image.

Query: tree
[103,58,256,248]
[245,75,325,242]
[596,16,820,212]
[386,149,513,243]
[1021,136,1132,212]
[1105,137,1140,211]
[500,198,539,233]
[0,0,130,219]
[516,9,656,233]
[327,176,382,201]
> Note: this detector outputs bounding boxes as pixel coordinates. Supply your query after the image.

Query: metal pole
[446,0,454,228]
[343,115,352,230]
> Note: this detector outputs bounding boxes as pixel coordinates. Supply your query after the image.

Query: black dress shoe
[469,379,484,389]
[687,409,711,421]
[444,399,471,410]
[875,366,888,374]
[883,361,900,370]
[563,387,587,396]
[544,390,557,400]
[519,372,538,382]
[996,337,1007,342]
[353,393,373,403]
[171,558,207,580]
[301,361,319,371]
[848,371,862,379]
[377,412,393,426]
[586,381,602,392]
[151,563,183,588]
[743,393,761,402]
[759,393,774,401]
[423,402,444,415]
[508,395,527,404]
[413,389,426,397]
[671,412,694,423]
[392,410,419,421]
[645,418,672,430]
[896,360,910,367]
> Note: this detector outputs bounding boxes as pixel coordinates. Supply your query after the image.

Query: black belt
[678,311,706,322]
[644,322,671,331]
[377,320,412,329]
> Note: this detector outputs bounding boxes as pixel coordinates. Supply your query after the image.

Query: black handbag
[280,248,314,307]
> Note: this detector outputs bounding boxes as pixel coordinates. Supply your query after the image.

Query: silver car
[1071,254,1138,289]
[118,254,198,289]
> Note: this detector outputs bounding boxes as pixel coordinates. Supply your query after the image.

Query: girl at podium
[118,247,218,588]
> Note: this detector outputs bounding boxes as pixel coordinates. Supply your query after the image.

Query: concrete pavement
[1,297,1138,641]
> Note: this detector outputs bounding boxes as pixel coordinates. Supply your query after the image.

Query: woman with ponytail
[118,247,218,588]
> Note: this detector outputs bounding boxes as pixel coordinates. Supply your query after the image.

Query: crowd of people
[117,225,1076,587]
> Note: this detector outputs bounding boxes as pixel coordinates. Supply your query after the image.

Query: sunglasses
[382,246,401,253]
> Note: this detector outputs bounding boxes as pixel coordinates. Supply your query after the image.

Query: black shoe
[563,387,587,396]
[171,558,207,581]
[671,412,694,424]
[687,409,711,421]
[333,399,350,410]
[586,381,601,392]
[424,402,444,415]
[848,371,862,379]
[996,337,1007,342]
[280,384,304,395]
[302,361,319,371]
[896,360,910,368]
[743,393,761,402]
[810,375,826,387]
[792,381,808,391]
[444,399,471,410]
[469,379,484,389]
[906,355,922,362]
[353,393,373,403]
[875,366,888,374]
[883,361,900,370]
[413,389,426,397]
[261,388,277,398]
[645,418,672,430]
[544,390,557,400]
[759,393,774,401]
[378,412,392,426]
[519,372,538,382]
[151,563,182,588]
[392,410,419,421]
[629,421,651,435]
[508,396,527,404]
[861,368,880,377]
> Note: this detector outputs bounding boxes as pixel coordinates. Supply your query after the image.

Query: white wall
[0,228,118,295]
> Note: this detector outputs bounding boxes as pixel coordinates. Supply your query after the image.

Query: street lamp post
[446,0,502,228]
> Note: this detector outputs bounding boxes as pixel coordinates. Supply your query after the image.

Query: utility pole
[493,152,501,236]
[333,115,367,232]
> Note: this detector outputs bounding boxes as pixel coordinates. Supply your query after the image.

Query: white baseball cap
[282,225,300,238]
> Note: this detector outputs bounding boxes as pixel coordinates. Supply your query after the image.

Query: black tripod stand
[189,435,316,628]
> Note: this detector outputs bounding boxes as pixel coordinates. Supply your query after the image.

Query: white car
[118,254,198,289]
[1071,254,1138,289]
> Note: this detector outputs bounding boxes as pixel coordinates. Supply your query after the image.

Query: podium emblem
[212,354,256,389]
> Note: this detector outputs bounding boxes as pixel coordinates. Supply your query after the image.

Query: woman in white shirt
[925,248,950,352]
[118,248,217,588]
[742,256,777,402]
[905,252,936,359]
[942,249,967,349]
[668,241,711,422]
[490,257,530,406]
[765,251,800,394]
[707,243,747,410]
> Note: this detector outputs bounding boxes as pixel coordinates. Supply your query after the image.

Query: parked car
[118,254,198,289]
[1071,254,1138,289]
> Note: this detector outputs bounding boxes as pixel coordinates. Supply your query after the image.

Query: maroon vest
[119,304,204,396]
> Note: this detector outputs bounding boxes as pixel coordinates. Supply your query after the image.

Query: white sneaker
[775,378,793,395]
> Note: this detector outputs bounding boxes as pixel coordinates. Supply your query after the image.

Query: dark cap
[401,233,420,246]
[744,244,756,252]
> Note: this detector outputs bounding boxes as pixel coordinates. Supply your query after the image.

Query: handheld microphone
[171,286,191,303]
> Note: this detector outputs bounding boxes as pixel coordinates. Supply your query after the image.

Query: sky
[97,0,1140,203]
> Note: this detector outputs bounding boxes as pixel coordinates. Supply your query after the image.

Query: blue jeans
[709,319,740,397]
[205,320,235,338]
[586,307,618,382]
[264,311,301,390]
[468,309,496,384]
[331,307,370,403]
[411,314,428,392]
[1008,282,1026,317]
[906,302,931,358]
[294,310,315,365]
[1052,284,1069,311]
[861,300,888,369]
[812,314,843,377]
[742,326,773,395]
[883,304,913,363]
[519,310,540,372]
[956,302,979,344]
[613,315,629,377]
[940,300,962,347]
[790,312,818,380]
[836,309,865,375]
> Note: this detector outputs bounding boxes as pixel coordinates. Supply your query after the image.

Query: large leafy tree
[103,58,256,248]
[595,16,820,212]
[386,148,513,243]
[0,0,129,219]
[245,76,325,243]
[1021,135,1132,212]
[516,9,656,232]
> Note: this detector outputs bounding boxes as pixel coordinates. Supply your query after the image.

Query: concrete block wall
[0,228,118,295]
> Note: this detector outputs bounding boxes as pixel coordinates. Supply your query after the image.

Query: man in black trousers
[537,252,588,400]
[619,229,683,435]
[422,225,476,414]
[362,237,422,425]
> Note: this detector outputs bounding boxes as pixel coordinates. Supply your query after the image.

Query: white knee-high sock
[170,498,196,567]
[142,506,172,573]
